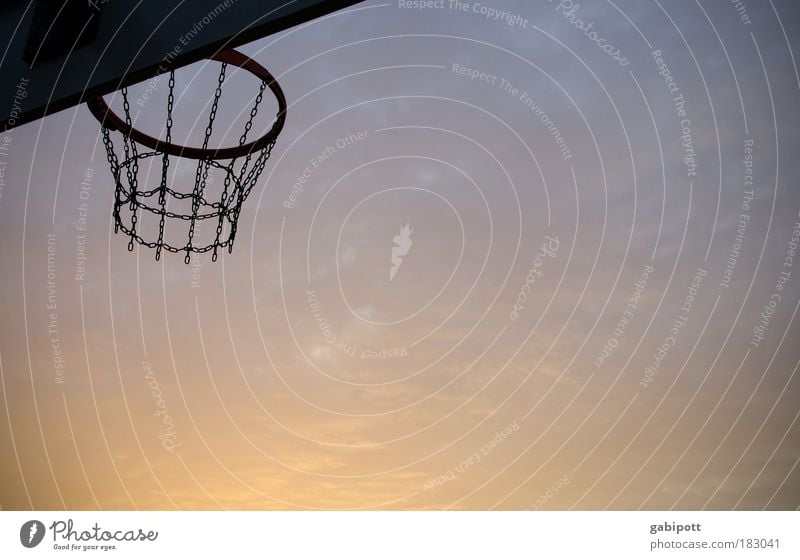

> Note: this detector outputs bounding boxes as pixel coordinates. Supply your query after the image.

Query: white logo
[390,224,413,281]
[29,521,39,543]
[20,520,45,548]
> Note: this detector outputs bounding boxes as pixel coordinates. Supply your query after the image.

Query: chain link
[153,70,176,260]
[100,62,279,262]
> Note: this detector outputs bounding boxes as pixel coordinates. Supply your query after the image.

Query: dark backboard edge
[1,0,366,131]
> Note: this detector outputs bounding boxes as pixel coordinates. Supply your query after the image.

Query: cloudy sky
[1,0,799,510]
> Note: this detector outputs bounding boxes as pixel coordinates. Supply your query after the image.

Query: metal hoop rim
[86,49,286,160]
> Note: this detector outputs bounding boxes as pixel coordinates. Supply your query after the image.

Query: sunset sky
[1,0,799,510]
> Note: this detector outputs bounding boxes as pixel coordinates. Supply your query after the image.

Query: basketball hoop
[87,49,286,263]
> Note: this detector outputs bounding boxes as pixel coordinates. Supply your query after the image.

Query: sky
[1,0,799,510]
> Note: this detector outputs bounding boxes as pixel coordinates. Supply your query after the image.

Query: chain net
[99,62,277,263]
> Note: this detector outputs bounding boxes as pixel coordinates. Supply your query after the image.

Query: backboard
[0,0,366,130]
